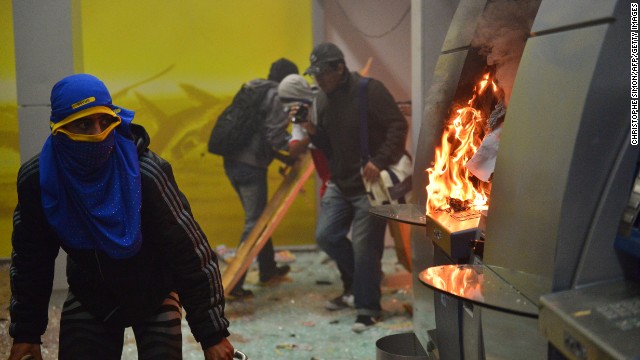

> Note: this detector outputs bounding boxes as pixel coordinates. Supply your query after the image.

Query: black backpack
[207,82,272,156]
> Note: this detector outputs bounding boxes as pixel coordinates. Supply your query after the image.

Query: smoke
[471,0,541,106]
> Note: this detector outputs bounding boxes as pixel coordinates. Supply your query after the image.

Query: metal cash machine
[393,0,640,359]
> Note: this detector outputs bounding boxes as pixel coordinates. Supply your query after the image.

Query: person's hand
[287,103,311,124]
[362,161,381,183]
[9,343,42,360]
[286,104,316,135]
[203,338,235,360]
[285,104,298,118]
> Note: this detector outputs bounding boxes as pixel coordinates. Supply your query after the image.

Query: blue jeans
[223,159,277,290]
[316,182,387,317]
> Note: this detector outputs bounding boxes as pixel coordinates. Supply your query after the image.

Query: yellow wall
[0,0,19,258]
[0,1,316,258]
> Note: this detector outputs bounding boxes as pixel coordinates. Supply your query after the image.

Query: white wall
[13,0,81,290]
[312,0,458,156]
[314,0,412,102]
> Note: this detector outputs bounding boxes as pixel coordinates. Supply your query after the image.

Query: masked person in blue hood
[8,74,235,360]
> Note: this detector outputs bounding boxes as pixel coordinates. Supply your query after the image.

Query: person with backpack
[8,74,235,359]
[303,43,408,333]
[216,58,298,299]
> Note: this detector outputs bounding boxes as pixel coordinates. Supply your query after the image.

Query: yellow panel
[0,0,19,258]
[79,0,316,248]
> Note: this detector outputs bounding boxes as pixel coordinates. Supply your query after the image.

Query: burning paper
[426,72,502,214]
[465,123,503,182]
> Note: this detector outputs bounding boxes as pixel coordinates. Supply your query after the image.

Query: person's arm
[367,80,408,170]
[138,151,232,352]
[307,96,332,160]
[288,117,313,159]
[9,157,59,356]
[289,138,311,159]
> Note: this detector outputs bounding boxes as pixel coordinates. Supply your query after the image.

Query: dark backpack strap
[357,77,371,167]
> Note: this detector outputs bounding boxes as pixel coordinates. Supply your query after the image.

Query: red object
[290,139,330,198]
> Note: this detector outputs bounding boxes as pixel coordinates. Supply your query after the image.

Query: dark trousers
[58,291,182,360]
[223,159,278,290]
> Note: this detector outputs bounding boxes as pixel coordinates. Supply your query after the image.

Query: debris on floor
[0,248,414,359]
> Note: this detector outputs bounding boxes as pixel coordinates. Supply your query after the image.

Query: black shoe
[227,288,254,301]
[351,315,380,333]
[259,265,291,283]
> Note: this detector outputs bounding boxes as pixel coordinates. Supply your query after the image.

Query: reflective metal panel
[484,24,610,282]
[419,264,543,317]
[531,0,617,34]
[441,0,487,52]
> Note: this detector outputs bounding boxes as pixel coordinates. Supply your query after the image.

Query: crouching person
[9,74,235,360]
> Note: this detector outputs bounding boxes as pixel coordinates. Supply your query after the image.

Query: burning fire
[420,266,484,301]
[426,72,500,214]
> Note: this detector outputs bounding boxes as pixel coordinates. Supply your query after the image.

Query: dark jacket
[9,124,230,349]
[311,71,408,196]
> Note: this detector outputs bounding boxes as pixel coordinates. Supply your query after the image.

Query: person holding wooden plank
[220,59,298,299]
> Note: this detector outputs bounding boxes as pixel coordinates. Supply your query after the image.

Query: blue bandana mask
[53,130,116,175]
[40,74,142,259]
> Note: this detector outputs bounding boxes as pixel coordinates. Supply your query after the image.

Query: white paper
[465,124,502,182]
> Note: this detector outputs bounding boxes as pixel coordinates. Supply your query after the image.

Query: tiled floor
[0,248,415,359]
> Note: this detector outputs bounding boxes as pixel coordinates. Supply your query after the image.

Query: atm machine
[404,0,639,359]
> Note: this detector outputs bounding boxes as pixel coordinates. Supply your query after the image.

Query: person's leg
[242,162,280,278]
[58,292,124,360]
[133,292,183,360]
[223,160,280,290]
[223,159,252,291]
[315,183,355,294]
[350,193,386,317]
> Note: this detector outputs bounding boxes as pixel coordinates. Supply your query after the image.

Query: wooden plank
[222,153,315,294]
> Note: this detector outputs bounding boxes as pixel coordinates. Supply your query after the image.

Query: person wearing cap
[8,74,235,359]
[303,43,408,333]
[277,74,330,197]
[221,58,298,300]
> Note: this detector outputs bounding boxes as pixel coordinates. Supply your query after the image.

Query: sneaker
[275,250,296,264]
[324,292,354,311]
[259,265,291,283]
[351,315,380,333]
[215,245,236,262]
[227,288,254,301]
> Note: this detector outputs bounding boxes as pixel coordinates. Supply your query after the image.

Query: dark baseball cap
[304,43,344,76]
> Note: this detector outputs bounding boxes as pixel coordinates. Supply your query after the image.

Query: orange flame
[426,72,498,214]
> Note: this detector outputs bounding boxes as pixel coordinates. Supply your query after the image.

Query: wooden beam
[222,153,315,294]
